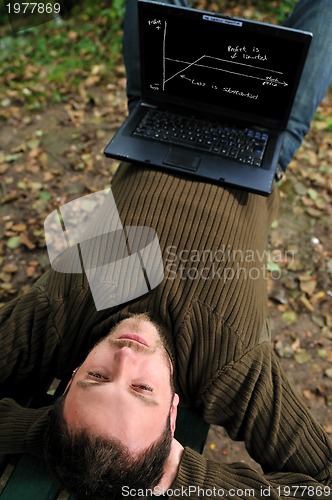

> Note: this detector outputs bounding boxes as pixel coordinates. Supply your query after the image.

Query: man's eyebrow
[76,380,104,389]
[75,380,159,407]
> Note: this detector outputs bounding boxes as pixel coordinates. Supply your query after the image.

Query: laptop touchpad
[164,148,201,172]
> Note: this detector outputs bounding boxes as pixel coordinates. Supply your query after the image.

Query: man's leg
[279,0,332,171]
[124,0,190,113]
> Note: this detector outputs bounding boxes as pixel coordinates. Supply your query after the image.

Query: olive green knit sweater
[0,164,331,497]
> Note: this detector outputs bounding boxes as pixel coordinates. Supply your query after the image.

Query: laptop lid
[138,0,312,130]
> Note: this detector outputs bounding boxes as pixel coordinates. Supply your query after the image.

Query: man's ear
[170,393,180,436]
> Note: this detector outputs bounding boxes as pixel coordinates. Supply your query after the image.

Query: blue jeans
[123,0,332,171]
[280,0,332,170]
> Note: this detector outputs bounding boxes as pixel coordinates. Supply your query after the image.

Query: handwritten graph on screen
[158,20,289,91]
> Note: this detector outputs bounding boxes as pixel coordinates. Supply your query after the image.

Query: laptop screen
[138,1,312,128]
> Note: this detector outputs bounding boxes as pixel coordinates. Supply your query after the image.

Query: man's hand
[154,438,184,493]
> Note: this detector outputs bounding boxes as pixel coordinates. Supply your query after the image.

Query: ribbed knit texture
[0,164,331,491]
[172,448,329,499]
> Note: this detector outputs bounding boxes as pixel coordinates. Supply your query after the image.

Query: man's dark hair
[44,396,172,500]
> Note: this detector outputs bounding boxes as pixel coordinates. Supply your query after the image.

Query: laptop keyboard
[133,109,269,167]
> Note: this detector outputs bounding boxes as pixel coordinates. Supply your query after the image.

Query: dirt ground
[1,72,332,471]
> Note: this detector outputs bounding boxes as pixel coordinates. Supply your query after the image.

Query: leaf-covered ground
[0,0,331,467]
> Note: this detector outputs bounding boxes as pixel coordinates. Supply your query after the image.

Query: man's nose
[113,346,139,369]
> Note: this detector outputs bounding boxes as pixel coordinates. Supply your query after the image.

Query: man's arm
[201,341,332,485]
[0,281,56,456]
[168,446,332,499]
[0,268,95,456]
[0,399,51,456]
[156,341,332,497]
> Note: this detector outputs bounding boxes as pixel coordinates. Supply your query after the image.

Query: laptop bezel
[138,0,312,131]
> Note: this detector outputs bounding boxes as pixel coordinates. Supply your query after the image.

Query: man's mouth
[118,334,148,346]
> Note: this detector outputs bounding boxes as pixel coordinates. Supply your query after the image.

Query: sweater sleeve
[0,399,51,457]
[200,341,332,485]
[0,267,108,457]
[0,279,58,393]
[0,276,60,456]
[170,448,332,499]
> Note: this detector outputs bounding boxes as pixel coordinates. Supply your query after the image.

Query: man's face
[64,314,179,454]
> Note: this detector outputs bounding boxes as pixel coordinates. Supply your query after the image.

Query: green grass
[0,0,125,109]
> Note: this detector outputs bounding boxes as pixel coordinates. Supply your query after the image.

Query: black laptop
[104,0,312,195]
